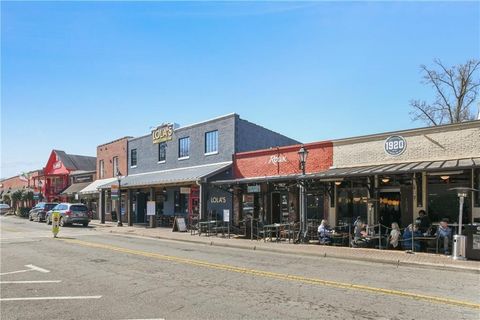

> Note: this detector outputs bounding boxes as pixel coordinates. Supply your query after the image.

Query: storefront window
[306,193,324,221]
[428,173,471,223]
[174,191,189,214]
[336,187,368,225]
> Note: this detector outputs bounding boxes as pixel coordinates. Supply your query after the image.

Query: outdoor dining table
[330,232,349,246]
[263,223,291,243]
[413,236,438,253]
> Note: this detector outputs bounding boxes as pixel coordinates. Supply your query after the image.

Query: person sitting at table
[403,223,422,251]
[318,219,333,245]
[415,210,431,234]
[388,222,401,250]
[435,219,452,255]
[352,220,370,248]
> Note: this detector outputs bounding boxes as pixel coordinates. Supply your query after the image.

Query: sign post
[147,201,156,228]
[223,209,230,238]
[111,185,119,201]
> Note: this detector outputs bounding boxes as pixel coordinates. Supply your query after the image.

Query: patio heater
[449,187,478,260]
[298,145,309,243]
[116,169,123,227]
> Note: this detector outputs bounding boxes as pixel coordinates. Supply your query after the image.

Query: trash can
[452,234,467,260]
[465,224,480,261]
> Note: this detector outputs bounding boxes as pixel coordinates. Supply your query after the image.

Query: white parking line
[0,295,102,301]
[0,280,61,284]
[0,264,50,276]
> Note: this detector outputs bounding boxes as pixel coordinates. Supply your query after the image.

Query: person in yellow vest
[52,210,61,238]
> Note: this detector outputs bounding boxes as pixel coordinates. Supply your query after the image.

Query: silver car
[46,203,91,227]
[0,203,11,215]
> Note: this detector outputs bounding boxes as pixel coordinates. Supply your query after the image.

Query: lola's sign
[152,124,174,144]
[210,196,227,204]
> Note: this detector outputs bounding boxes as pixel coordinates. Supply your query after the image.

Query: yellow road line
[62,238,480,310]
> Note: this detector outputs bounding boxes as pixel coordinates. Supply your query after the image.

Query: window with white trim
[178,137,190,158]
[205,130,218,154]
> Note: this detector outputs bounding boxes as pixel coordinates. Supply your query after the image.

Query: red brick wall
[233,141,333,178]
[96,137,129,179]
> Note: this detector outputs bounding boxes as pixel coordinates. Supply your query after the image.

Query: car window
[70,205,88,212]
[52,204,62,211]
[45,204,56,211]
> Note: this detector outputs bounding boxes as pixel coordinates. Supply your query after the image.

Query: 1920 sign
[384,135,407,156]
[152,124,174,144]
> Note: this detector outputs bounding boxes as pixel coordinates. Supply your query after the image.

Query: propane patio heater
[449,187,478,260]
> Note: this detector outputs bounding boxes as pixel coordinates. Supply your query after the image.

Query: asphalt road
[1,215,479,320]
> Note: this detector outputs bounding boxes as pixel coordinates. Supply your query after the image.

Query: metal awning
[211,157,480,185]
[61,182,91,195]
[211,173,302,186]
[79,178,117,195]
[99,162,232,189]
[306,157,480,179]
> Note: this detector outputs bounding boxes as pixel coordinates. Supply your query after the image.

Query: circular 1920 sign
[384,136,407,156]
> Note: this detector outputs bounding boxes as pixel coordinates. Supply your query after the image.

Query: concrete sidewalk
[89,220,480,273]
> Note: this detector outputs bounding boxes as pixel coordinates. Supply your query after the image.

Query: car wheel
[83,222,89,227]
[29,215,33,221]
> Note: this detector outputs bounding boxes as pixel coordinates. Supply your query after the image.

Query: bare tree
[410,59,480,126]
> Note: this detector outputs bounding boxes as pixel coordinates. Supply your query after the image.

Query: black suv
[28,202,58,222]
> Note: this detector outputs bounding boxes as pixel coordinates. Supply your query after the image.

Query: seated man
[435,219,452,255]
[352,221,370,248]
[403,223,422,251]
[318,219,333,245]
[415,210,431,234]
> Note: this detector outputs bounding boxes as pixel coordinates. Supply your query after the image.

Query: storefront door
[136,192,147,223]
[271,192,281,224]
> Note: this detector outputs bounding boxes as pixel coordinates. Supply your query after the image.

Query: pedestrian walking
[52,211,61,238]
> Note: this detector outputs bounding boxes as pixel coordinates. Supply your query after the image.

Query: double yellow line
[62,238,480,310]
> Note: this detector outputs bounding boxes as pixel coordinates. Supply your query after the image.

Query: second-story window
[113,156,119,176]
[99,160,105,179]
[158,142,167,162]
[131,149,137,167]
[205,130,218,154]
[178,137,190,159]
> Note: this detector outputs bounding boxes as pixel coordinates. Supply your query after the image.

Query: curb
[91,224,480,274]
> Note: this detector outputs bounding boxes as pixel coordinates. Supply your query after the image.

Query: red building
[214,142,333,226]
[40,150,96,202]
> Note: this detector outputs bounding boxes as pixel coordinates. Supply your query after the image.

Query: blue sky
[1,1,479,179]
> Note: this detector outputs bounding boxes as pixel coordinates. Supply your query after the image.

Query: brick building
[213,120,480,232]
[0,169,44,207]
[78,136,131,220]
[98,113,299,226]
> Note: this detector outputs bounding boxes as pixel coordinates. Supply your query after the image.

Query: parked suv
[46,203,91,227]
[29,202,58,222]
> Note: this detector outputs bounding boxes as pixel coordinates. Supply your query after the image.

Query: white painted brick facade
[332,121,480,168]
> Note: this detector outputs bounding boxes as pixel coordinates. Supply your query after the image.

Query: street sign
[111,184,119,200]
